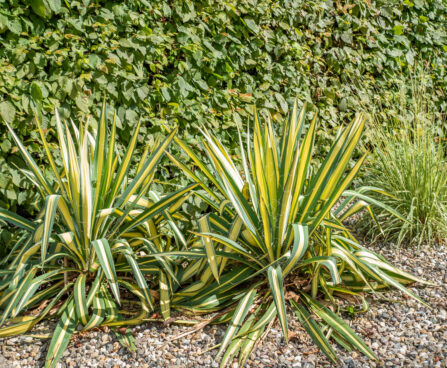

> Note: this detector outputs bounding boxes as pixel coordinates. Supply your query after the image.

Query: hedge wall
[0,0,446,218]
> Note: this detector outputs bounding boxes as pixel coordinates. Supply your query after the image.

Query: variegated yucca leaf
[0,100,194,367]
[170,100,429,366]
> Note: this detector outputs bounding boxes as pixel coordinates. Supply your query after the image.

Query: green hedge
[0,0,446,216]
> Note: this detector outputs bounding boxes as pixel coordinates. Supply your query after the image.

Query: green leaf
[40,194,60,263]
[217,288,257,358]
[291,300,338,364]
[198,215,219,282]
[305,295,377,361]
[393,24,404,35]
[31,0,51,18]
[45,299,77,368]
[47,0,61,13]
[0,101,16,123]
[267,266,288,342]
[0,208,35,231]
[244,18,259,34]
[31,82,44,101]
[92,239,120,304]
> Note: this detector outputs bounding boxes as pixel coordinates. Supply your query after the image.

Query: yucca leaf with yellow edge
[40,194,60,262]
[304,295,377,361]
[12,268,68,318]
[107,118,142,205]
[267,266,288,342]
[45,298,77,368]
[92,99,108,217]
[118,184,198,235]
[0,267,37,326]
[220,311,259,367]
[79,127,93,251]
[173,136,225,196]
[199,215,219,283]
[116,127,178,207]
[159,271,171,320]
[115,242,154,310]
[247,302,276,333]
[139,238,179,287]
[101,286,120,324]
[74,274,89,325]
[112,327,136,352]
[196,232,263,267]
[342,189,407,222]
[238,327,263,367]
[283,223,308,276]
[0,208,35,231]
[83,289,106,330]
[220,338,243,368]
[298,256,342,285]
[92,239,120,304]
[183,266,252,306]
[216,288,257,358]
[0,282,74,338]
[291,300,338,364]
[5,121,53,195]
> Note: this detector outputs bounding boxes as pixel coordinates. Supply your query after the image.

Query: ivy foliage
[0,0,446,218]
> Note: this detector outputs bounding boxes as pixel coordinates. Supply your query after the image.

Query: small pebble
[0,245,445,367]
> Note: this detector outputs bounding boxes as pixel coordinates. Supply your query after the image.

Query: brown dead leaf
[285,290,300,303]
[288,331,299,341]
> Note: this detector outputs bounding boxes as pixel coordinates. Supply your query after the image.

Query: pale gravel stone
[1,245,446,367]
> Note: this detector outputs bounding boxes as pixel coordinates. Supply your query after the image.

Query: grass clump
[362,82,447,247]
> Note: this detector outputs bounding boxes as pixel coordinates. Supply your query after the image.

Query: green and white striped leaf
[112,327,136,352]
[305,296,377,361]
[0,208,35,231]
[117,243,154,311]
[159,271,170,320]
[283,223,308,276]
[291,300,338,364]
[74,274,89,325]
[267,266,288,342]
[92,239,120,304]
[0,267,37,326]
[45,298,77,368]
[198,215,219,282]
[41,194,60,263]
[216,288,257,358]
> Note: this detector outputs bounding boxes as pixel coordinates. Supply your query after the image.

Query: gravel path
[1,245,446,368]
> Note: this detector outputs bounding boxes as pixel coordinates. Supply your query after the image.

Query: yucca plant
[168,102,428,366]
[0,103,196,367]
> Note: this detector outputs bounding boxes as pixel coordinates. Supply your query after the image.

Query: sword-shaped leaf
[0,208,35,231]
[216,288,257,358]
[41,194,60,262]
[267,266,288,342]
[74,274,89,325]
[291,300,338,364]
[92,239,120,304]
[45,299,77,368]
[304,295,377,361]
[199,215,219,282]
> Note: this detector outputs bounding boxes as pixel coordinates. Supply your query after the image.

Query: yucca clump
[0,103,195,368]
[168,101,428,366]
[361,86,447,247]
